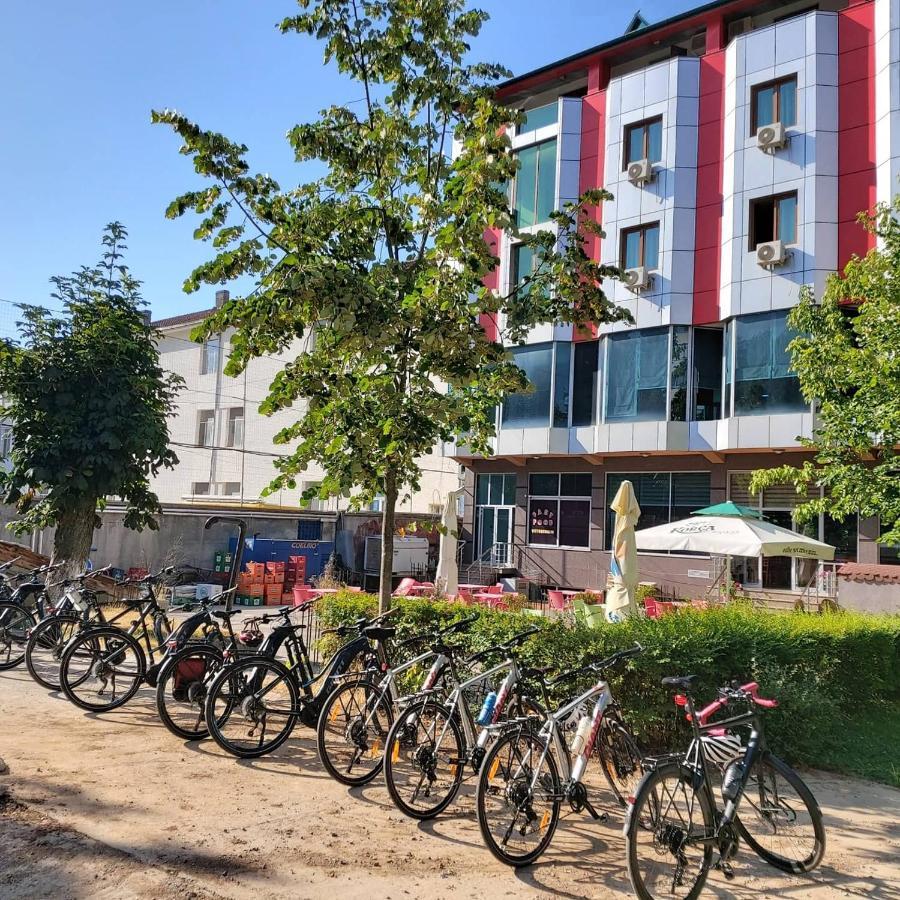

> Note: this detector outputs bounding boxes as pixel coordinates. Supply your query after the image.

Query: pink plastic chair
[547,590,567,611]
[485,584,504,595]
[657,601,676,616]
[643,597,661,619]
[392,577,417,597]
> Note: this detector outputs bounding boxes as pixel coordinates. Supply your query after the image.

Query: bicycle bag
[172,657,207,701]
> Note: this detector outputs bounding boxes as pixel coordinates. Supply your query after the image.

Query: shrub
[316,594,900,776]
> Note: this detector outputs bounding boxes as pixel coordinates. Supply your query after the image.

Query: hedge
[317,592,900,781]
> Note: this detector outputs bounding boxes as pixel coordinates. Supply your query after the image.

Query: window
[751,76,797,132]
[624,116,663,167]
[513,140,557,227]
[502,343,553,428]
[519,102,558,134]
[692,328,724,421]
[605,327,669,422]
[553,342,571,428]
[729,311,805,415]
[511,242,538,295]
[221,481,241,497]
[369,494,385,512]
[528,473,592,548]
[476,474,516,560]
[750,193,797,248]
[0,425,12,462]
[197,410,215,447]
[621,222,660,270]
[200,337,221,375]
[571,341,600,427]
[670,326,690,422]
[191,481,210,496]
[226,407,244,448]
[297,519,323,541]
[606,473,711,549]
[476,473,517,507]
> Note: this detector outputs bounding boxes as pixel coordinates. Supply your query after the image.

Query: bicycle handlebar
[464,626,542,665]
[546,642,643,687]
[684,681,779,725]
[0,556,22,572]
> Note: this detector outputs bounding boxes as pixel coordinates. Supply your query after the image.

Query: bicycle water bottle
[570,716,592,756]
[477,692,497,726]
[721,761,744,800]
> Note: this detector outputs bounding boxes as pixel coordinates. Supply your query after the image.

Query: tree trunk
[50,499,97,586]
[378,472,399,614]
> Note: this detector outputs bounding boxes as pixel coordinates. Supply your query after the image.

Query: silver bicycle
[475,643,644,867]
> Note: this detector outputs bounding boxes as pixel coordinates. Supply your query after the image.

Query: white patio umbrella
[606,480,642,619]
[636,513,835,600]
[436,487,465,596]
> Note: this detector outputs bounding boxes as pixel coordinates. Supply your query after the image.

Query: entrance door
[477,505,514,565]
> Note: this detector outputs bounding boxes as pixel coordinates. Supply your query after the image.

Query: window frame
[511,138,558,228]
[750,75,798,133]
[527,472,592,550]
[226,407,245,448]
[623,116,663,168]
[197,410,215,448]
[620,221,661,270]
[748,191,798,249]
[200,337,221,376]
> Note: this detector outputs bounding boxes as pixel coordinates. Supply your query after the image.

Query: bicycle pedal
[715,859,735,880]
[583,798,606,822]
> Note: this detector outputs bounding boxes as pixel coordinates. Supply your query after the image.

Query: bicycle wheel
[476,726,561,867]
[732,752,825,873]
[0,602,36,670]
[626,762,714,900]
[59,627,145,712]
[383,700,464,820]
[155,644,223,741]
[597,715,643,808]
[317,678,394,786]
[204,656,299,758]
[25,614,82,690]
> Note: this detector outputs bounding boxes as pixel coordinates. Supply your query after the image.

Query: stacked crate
[286,555,308,605]
[265,561,286,605]
[236,561,266,606]
[213,550,234,574]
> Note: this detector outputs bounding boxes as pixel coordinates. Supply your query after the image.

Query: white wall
[876,0,900,208]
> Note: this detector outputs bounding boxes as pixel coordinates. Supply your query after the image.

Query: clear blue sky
[1,1,693,320]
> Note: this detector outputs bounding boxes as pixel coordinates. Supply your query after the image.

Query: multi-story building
[448,0,899,601]
[152,290,460,520]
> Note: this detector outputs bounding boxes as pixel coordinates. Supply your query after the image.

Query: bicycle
[202,603,392,759]
[624,677,825,899]
[0,561,61,671]
[475,643,644,867]
[57,568,179,711]
[23,567,114,690]
[316,613,479,786]
[382,623,544,821]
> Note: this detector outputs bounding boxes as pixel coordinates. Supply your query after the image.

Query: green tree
[154,0,627,611]
[751,198,900,546]
[0,223,182,577]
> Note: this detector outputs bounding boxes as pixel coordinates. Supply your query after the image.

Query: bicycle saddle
[363,625,396,641]
[661,674,699,690]
[211,609,239,621]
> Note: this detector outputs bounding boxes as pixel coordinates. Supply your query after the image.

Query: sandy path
[1,666,898,899]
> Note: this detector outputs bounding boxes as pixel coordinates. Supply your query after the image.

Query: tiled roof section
[836,563,900,584]
[152,307,215,329]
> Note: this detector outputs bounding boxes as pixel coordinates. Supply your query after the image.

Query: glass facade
[605,473,711,549]
[520,102,558,133]
[502,343,553,428]
[730,310,806,416]
[514,140,557,228]
[571,341,599,427]
[605,328,669,422]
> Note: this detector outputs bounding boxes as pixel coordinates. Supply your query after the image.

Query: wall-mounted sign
[687,569,710,579]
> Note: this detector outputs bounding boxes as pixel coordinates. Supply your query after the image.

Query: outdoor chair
[392,577,417,597]
[547,589,567,611]
[643,597,661,619]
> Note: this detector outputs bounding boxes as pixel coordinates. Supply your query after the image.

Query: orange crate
[264,574,277,584]
[266,561,286,574]
[249,584,265,597]
[282,592,294,604]
[245,562,266,577]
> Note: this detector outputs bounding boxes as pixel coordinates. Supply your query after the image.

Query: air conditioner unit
[626,158,654,186]
[756,239,787,267]
[623,266,651,292]
[757,121,787,151]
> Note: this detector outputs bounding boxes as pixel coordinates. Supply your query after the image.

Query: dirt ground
[1,665,898,900]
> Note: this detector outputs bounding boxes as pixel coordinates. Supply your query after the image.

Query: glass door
[477,505,514,564]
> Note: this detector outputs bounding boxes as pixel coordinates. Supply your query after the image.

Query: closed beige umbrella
[436,488,464,596]
[606,480,641,620]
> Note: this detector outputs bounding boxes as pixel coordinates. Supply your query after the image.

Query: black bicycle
[202,604,392,758]
[57,568,181,711]
[0,561,65,671]
[625,677,825,899]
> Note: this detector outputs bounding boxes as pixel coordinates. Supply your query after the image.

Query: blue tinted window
[514,140,557,227]
[624,117,663,165]
[520,103,558,133]
[621,223,660,269]
[753,76,797,130]
[502,343,553,427]
[605,328,669,422]
[777,194,797,243]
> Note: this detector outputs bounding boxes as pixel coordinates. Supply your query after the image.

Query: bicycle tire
[25,613,82,690]
[0,602,37,670]
[155,643,223,741]
[475,726,562,867]
[204,655,300,758]
[317,677,394,786]
[59,626,146,712]
[733,752,825,874]
[625,762,714,900]
[597,714,643,808]
[383,699,464,820]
